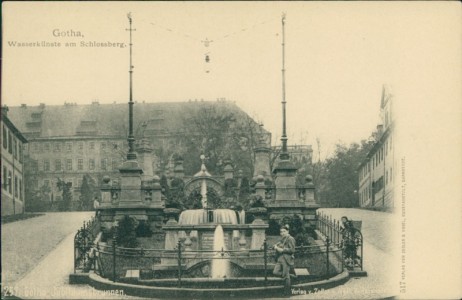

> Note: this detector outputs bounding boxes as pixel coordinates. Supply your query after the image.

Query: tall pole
[280,13,289,160]
[126,12,137,161]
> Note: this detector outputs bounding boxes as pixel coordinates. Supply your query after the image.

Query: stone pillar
[137,138,154,181]
[163,208,180,250]
[304,175,315,204]
[100,176,112,208]
[150,175,163,206]
[254,175,266,199]
[249,207,268,249]
[273,160,298,201]
[223,161,234,180]
[116,159,147,221]
[173,158,185,180]
[253,146,272,179]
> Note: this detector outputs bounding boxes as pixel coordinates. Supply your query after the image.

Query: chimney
[377,124,384,136]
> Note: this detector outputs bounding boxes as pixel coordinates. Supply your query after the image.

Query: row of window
[32,158,121,172]
[2,166,23,200]
[359,167,393,205]
[2,125,24,162]
[359,134,393,180]
[31,141,123,153]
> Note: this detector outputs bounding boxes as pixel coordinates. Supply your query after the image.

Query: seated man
[273,224,296,294]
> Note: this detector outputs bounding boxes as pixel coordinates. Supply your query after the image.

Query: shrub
[266,214,314,246]
[116,215,139,248]
[136,220,153,237]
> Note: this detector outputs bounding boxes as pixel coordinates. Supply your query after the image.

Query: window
[19,179,23,200]
[8,132,13,154]
[2,166,7,190]
[78,159,84,170]
[89,159,95,170]
[77,178,83,188]
[101,142,106,150]
[66,159,73,171]
[44,143,50,151]
[78,142,84,151]
[101,158,107,170]
[14,175,18,197]
[112,159,119,170]
[55,159,62,171]
[8,170,12,194]
[44,179,50,187]
[44,160,50,171]
[66,142,73,152]
[19,145,23,163]
[13,138,17,158]
[89,142,95,150]
[54,143,61,152]
[31,160,38,172]
[2,125,7,149]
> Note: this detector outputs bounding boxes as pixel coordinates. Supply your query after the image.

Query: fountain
[211,225,230,278]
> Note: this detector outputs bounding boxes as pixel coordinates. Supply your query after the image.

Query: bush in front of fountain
[267,214,316,246]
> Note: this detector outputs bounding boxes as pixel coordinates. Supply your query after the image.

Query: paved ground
[291,208,398,299]
[2,212,94,284]
[2,209,398,299]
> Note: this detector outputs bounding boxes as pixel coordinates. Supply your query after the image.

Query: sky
[1,2,460,160]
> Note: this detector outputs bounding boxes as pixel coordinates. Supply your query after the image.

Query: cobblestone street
[2,209,397,299]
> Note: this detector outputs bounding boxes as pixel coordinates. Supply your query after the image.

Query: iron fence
[73,216,101,273]
[90,238,344,286]
[316,212,364,270]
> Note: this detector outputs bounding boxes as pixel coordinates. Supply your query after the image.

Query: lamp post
[126,12,137,161]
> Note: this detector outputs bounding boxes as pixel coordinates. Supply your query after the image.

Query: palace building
[6,100,273,211]
[358,86,395,210]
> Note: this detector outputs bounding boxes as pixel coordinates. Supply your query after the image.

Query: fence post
[263,238,268,285]
[74,231,77,274]
[359,230,364,271]
[95,242,100,274]
[326,237,330,276]
[83,222,87,268]
[177,240,182,288]
[112,230,117,282]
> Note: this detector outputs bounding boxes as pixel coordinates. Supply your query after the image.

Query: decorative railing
[73,216,101,273]
[316,212,364,271]
[89,238,343,287]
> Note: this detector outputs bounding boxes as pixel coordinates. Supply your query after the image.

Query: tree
[321,139,374,207]
[174,103,264,178]
[79,174,96,211]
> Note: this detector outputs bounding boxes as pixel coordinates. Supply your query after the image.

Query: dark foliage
[116,215,139,248]
[135,220,153,237]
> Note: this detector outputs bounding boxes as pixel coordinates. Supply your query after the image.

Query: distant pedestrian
[93,197,100,218]
[340,216,359,268]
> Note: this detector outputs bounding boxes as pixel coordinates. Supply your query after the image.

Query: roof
[1,109,28,143]
[6,100,265,140]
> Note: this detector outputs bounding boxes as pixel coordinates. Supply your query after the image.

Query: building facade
[358,86,395,210]
[1,108,28,216]
[7,100,270,211]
